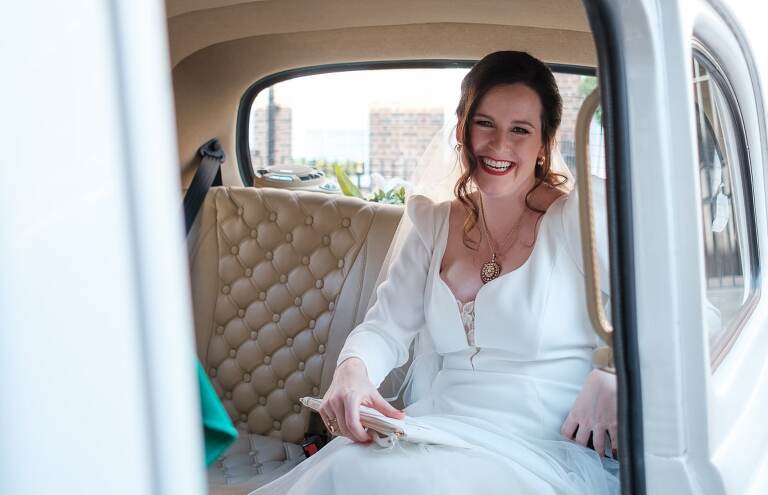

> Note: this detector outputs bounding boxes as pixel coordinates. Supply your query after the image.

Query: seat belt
[183,138,224,234]
[302,412,330,457]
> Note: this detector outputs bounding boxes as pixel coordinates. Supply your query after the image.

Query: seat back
[188,186,402,444]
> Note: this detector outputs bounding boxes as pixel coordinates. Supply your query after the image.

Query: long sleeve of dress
[560,176,611,295]
[336,196,437,387]
[560,177,613,358]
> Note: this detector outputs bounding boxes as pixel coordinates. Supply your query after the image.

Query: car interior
[168,1,602,493]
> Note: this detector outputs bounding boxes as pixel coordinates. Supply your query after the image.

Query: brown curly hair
[454,51,567,248]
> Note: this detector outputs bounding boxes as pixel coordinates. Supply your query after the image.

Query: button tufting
[209,368,217,377]
[308,320,316,329]
[293,404,302,413]
[318,344,326,354]
[302,256,309,265]
[237,309,245,318]
[240,414,248,422]
[279,274,287,283]
[298,362,305,370]
[277,380,285,388]
[225,391,232,399]
[285,233,293,242]
[265,251,273,260]
[273,421,281,430]
[305,216,313,225]
[229,349,236,357]
[243,373,251,382]
[322,235,330,246]
[315,280,323,289]
[312,387,319,395]
[337,259,344,268]
[268,212,277,222]
[216,326,224,335]
[230,246,238,255]
[259,291,266,301]
[341,218,351,227]
[237,207,244,216]
[250,229,257,238]
[245,268,252,277]
[222,285,230,294]
[328,301,335,311]
[250,331,257,340]
[286,337,293,346]
[294,297,301,306]
[264,356,272,364]
[259,397,267,405]
[272,314,280,323]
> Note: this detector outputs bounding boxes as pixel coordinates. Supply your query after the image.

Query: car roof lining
[166,0,593,67]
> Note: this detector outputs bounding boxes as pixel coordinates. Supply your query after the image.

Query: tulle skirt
[250,354,620,495]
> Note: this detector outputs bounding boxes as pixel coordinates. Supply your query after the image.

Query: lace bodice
[456,299,476,346]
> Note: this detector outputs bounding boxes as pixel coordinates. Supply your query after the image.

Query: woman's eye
[474,120,493,128]
[511,126,530,134]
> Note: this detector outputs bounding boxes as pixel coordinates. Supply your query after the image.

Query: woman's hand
[560,369,618,458]
[319,357,405,443]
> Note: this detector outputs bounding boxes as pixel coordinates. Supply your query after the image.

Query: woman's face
[467,83,545,198]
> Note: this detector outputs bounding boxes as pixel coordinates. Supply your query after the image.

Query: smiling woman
[472,84,544,181]
[247,51,619,495]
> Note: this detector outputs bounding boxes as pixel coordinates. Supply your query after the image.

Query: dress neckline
[437,193,567,305]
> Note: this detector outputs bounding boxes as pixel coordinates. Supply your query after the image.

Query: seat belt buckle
[302,434,326,458]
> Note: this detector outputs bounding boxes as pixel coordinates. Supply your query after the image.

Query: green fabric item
[198,361,238,465]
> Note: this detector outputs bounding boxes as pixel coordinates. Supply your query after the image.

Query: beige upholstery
[188,186,402,493]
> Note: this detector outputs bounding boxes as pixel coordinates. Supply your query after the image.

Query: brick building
[369,107,444,180]
[249,102,293,168]
[553,73,584,169]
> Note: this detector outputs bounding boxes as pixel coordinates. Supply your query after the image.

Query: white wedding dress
[250,182,620,495]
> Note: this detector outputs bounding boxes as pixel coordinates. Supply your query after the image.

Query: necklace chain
[478,194,526,284]
[479,194,525,259]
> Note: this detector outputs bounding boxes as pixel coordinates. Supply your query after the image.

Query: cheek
[517,137,542,157]
[469,129,488,153]
[468,127,480,144]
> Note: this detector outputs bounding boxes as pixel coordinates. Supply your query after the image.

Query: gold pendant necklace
[480,253,502,284]
[478,195,523,284]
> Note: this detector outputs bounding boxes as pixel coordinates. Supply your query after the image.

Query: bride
[251,51,620,495]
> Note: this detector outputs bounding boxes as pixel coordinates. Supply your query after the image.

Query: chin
[474,171,529,198]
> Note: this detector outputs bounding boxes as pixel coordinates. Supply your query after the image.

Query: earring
[455,143,463,151]
[536,156,545,167]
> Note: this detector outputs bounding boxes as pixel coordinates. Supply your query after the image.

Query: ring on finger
[326,417,339,435]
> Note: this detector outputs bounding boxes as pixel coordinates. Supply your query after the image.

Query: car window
[692,48,758,364]
[244,66,602,198]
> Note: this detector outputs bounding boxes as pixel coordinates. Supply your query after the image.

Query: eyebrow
[474,113,537,128]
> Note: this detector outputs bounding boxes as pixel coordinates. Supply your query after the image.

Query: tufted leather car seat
[188,186,403,494]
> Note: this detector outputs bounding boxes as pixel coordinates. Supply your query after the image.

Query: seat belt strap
[184,138,224,234]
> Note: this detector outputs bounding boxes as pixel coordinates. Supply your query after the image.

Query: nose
[489,128,512,152]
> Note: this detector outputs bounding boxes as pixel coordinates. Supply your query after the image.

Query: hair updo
[454,51,567,248]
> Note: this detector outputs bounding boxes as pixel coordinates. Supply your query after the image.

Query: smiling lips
[480,156,515,176]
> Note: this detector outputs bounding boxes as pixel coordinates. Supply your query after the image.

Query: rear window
[242,65,602,197]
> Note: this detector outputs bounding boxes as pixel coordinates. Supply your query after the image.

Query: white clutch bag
[300,397,473,449]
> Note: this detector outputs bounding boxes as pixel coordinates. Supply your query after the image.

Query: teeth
[482,157,512,170]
